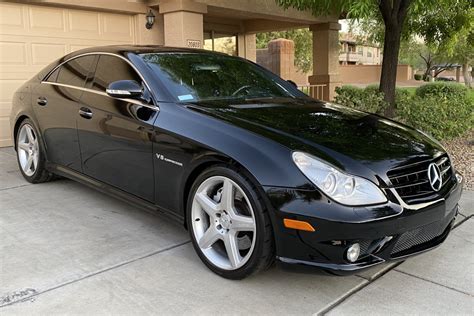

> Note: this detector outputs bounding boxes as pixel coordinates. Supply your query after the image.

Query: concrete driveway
[1,146,473,315]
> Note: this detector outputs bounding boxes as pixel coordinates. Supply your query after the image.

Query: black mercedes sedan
[10,46,463,279]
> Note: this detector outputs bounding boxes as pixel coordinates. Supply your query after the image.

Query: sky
[340,20,350,33]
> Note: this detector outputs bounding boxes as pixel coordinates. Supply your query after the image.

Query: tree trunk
[423,64,432,79]
[421,53,433,79]
[462,63,472,88]
[378,0,412,118]
[380,24,402,117]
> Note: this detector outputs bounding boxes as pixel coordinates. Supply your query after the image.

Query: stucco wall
[340,65,413,84]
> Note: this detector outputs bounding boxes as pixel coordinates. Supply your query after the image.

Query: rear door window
[45,67,60,83]
[56,55,97,88]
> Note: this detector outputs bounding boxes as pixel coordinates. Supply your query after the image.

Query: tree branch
[419,53,429,64]
[397,0,413,25]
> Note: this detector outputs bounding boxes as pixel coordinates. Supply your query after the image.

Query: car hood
[185,98,445,178]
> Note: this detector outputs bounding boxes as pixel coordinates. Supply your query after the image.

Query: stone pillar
[309,22,341,101]
[266,39,295,80]
[159,0,207,48]
[238,33,257,62]
[456,66,461,82]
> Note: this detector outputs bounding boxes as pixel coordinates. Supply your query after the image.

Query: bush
[414,74,422,81]
[416,82,469,99]
[335,82,473,140]
[395,87,411,101]
[397,83,473,140]
[334,85,387,114]
[335,85,410,114]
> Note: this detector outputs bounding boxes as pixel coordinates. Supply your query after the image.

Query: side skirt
[46,162,185,225]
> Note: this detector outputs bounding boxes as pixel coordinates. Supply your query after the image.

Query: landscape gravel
[443,129,473,190]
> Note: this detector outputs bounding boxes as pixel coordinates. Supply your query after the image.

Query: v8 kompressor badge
[156,153,183,167]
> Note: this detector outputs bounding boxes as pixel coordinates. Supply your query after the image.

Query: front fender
[156,102,312,189]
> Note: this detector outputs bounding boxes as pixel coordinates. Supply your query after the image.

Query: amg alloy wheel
[188,166,274,279]
[16,119,53,183]
[192,175,256,270]
[17,124,39,177]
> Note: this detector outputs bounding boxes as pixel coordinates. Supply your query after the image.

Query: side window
[45,67,60,82]
[91,55,142,91]
[56,55,97,88]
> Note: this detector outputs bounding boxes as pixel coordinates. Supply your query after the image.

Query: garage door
[0,2,137,147]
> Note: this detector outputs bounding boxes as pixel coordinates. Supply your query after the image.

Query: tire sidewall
[187,166,268,279]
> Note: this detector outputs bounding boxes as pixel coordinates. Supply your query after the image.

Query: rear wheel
[16,119,53,183]
[187,166,274,279]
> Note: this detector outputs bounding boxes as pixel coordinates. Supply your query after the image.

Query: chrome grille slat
[389,169,426,180]
[436,157,448,166]
[392,180,429,189]
[387,157,434,172]
[398,191,434,199]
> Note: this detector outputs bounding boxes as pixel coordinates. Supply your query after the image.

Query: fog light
[346,243,360,263]
[456,173,463,184]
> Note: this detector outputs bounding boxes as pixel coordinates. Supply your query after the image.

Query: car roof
[35,45,240,82]
[67,45,229,59]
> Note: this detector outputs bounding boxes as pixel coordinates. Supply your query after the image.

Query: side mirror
[106,80,143,99]
[287,80,298,89]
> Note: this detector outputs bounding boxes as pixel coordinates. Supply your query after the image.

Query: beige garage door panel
[0,2,137,147]
[0,3,135,42]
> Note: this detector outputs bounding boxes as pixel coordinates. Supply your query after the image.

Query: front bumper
[264,173,463,275]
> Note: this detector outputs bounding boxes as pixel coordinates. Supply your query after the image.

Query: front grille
[387,154,453,204]
[391,221,444,256]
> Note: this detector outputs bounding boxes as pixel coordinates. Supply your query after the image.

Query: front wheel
[16,119,53,183]
[187,166,274,279]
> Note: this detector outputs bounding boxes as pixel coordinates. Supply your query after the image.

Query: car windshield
[140,53,296,102]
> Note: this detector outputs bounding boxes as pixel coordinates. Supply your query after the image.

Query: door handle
[37,97,48,106]
[79,107,93,119]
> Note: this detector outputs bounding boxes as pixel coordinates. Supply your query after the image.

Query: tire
[15,119,53,183]
[187,165,274,279]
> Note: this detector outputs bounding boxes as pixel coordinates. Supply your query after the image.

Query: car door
[77,54,157,202]
[32,55,97,171]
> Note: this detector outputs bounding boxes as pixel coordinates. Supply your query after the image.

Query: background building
[339,33,382,65]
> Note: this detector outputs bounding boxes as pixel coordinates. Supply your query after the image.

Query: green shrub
[397,87,473,140]
[416,82,469,99]
[335,85,410,114]
[335,83,473,140]
[395,88,411,104]
[414,74,422,81]
[335,85,387,114]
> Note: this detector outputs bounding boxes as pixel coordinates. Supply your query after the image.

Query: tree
[256,29,313,73]
[275,0,472,117]
[447,30,473,87]
[407,0,473,87]
[398,40,430,72]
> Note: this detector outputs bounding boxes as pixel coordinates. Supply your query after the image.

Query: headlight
[292,152,387,206]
